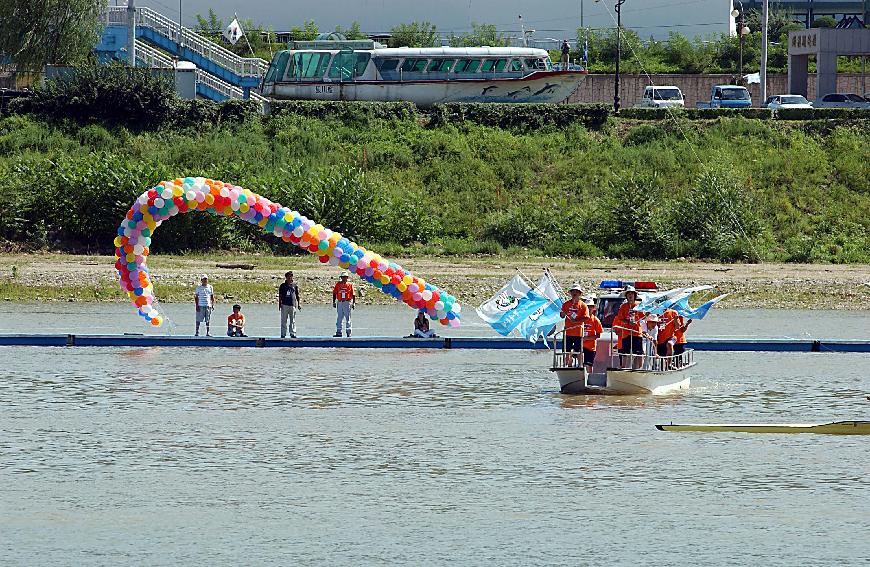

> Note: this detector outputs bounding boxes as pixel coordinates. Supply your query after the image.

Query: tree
[744,7,802,41]
[0,0,104,72]
[289,20,319,42]
[334,22,367,40]
[389,22,439,48]
[194,8,223,36]
[450,23,508,47]
[811,16,837,28]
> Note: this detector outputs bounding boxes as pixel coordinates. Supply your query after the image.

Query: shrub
[11,64,177,130]
[623,123,668,146]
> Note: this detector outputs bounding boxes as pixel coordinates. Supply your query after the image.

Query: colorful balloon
[114,177,462,328]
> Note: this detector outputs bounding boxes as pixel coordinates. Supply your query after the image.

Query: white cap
[622,285,637,297]
[340,271,349,278]
[569,282,583,292]
[200,274,208,280]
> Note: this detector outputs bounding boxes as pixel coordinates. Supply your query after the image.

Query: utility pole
[127,0,136,66]
[615,0,625,112]
[760,0,768,104]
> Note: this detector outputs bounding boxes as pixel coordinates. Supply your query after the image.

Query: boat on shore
[552,281,696,396]
[260,37,586,106]
[655,421,870,435]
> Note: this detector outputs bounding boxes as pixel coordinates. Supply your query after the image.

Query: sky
[124,0,739,41]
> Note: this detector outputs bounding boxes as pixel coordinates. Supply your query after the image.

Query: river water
[1,304,868,565]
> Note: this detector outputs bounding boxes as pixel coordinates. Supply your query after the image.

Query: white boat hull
[605,367,692,395]
[265,72,585,106]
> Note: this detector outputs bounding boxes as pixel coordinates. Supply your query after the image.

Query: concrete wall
[569,73,870,106]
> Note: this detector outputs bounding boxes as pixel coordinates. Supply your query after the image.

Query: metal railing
[108,6,268,79]
[551,325,694,372]
[607,329,694,372]
[134,39,266,102]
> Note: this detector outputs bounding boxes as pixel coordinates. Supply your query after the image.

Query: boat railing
[550,327,585,369]
[608,327,693,371]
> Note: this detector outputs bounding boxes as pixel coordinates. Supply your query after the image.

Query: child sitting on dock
[411,310,437,338]
[227,304,247,337]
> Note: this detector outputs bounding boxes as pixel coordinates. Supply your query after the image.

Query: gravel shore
[1,253,869,310]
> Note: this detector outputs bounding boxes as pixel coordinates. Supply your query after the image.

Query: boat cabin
[262,40,555,86]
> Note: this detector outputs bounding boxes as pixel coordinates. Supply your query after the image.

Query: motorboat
[260,37,586,106]
[551,280,696,395]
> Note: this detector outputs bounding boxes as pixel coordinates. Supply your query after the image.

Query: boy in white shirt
[194,275,215,336]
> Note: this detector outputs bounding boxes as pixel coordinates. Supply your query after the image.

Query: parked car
[635,85,685,108]
[763,94,812,109]
[812,93,870,108]
[696,85,752,108]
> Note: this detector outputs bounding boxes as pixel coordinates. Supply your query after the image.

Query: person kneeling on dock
[582,296,603,373]
[412,310,437,338]
[227,304,247,337]
[559,283,590,367]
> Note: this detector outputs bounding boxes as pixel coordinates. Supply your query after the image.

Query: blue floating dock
[0,334,869,352]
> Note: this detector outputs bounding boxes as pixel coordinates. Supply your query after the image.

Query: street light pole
[731,0,750,80]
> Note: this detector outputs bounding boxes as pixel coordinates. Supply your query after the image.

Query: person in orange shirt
[657,307,679,368]
[332,271,355,337]
[226,304,247,337]
[673,314,692,366]
[612,286,644,369]
[581,296,603,373]
[559,283,590,367]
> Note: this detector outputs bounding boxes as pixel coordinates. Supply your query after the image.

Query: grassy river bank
[2,253,868,310]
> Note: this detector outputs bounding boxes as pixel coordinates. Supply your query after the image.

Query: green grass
[0,111,869,263]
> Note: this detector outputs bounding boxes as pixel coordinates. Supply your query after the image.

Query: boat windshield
[597,297,623,329]
[287,51,332,80]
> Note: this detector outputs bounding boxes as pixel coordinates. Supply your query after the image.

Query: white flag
[743,72,761,84]
[223,18,244,45]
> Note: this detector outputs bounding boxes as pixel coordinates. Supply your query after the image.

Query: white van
[635,85,685,108]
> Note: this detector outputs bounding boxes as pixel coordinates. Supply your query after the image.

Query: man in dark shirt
[278,271,302,338]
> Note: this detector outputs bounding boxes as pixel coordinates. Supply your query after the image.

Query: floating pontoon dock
[1,334,869,352]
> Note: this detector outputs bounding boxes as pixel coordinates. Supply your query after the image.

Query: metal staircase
[105,5,268,100]
[133,40,265,102]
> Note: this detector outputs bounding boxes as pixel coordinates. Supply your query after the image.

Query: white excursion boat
[260,37,586,106]
[552,281,696,396]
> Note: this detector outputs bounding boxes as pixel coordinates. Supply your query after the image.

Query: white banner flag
[223,18,244,45]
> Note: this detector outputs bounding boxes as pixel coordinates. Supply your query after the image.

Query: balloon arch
[114,177,462,328]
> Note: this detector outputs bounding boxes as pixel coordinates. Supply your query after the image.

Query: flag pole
[237,13,256,57]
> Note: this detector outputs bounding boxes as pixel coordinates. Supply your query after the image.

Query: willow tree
[0,0,104,72]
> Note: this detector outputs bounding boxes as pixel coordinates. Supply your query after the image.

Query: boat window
[452,59,469,73]
[327,51,369,80]
[428,58,454,72]
[400,58,428,72]
[354,53,371,76]
[265,51,290,83]
[493,59,508,72]
[524,57,547,71]
[509,59,522,72]
[289,51,332,80]
[376,58,400,72]
[480,59,495,72]
[465,59,481,72]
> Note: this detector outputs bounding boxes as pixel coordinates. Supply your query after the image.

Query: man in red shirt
[559,283,589,367]
[581,296,603,373]
[612,286,644,369]
[332,271,355,337]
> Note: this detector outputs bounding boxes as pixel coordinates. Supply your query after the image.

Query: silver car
[812,93,870,108]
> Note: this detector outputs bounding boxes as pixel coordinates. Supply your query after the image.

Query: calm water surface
[1,305,868,565]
